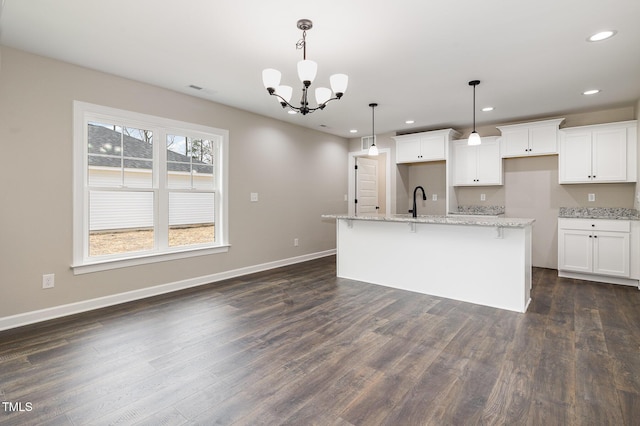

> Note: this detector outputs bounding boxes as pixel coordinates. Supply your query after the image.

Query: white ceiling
[1,0,639,138]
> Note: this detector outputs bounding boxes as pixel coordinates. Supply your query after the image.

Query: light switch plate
[250,192,258,202]
[432,194,437,201]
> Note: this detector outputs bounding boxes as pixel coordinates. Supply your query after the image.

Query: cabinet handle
[594,235,598,238]
[591,224,595,227]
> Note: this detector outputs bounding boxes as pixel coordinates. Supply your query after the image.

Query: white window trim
[72,101,229,275]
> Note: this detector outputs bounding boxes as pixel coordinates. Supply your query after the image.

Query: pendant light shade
[262,69,281,90]
[297,59,318,84]
[276,85,293,103]
[330,74,349,97]
[315,87,332,105]
[468,80,482,146]
[368,103,379,156]
[468,131,481,146]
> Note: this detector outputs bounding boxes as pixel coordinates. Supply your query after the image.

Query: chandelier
[262,19,348,115]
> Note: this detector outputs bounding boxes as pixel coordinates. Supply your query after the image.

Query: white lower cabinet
[558,218,634,284]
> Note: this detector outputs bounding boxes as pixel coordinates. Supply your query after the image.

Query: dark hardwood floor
[1,256,640,425]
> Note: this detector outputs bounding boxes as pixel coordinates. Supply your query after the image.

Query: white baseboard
[0,249,336,332]
[558,270,640,287]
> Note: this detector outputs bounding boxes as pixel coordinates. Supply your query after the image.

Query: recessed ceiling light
[588,30,617,42]
[350,129,358,133]
[287,110,298,115]
[482,107,494,112]
[583,89,601,95]
[405,120,415,124]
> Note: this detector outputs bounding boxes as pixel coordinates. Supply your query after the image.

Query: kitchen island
[322,214,535,313]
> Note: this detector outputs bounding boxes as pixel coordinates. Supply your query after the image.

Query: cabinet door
[452,142,476,185]
[419,135,446,161]
[559,131,592,183]
[592,128,627,182]
[501,129,530,157]
[593,231,630,277]
[558,229,592,273]
[476,139,502,185]
[396,137,421,163]
[529,124,558,155]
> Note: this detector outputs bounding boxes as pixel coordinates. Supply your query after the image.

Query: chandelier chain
[296,30,307,59]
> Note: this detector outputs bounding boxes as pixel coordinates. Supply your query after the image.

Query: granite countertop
[322,213,535,228]
[559,207,640,220]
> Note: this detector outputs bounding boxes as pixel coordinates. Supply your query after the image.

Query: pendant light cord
[369,103,378,145]
[472,83,476,132]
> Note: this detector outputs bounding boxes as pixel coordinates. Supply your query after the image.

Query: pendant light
[368,103,379,156]
[468,80,481,146]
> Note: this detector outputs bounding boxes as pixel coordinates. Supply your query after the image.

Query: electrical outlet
[250,192,258,202]
[588,193,595,202]
[344,194,348,201]
[42,274,55,289]
[294,238,299,247]
[480,194,486,201]
[432,194,437,201]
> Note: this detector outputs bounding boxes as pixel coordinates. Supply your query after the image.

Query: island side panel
[336,219,531,312]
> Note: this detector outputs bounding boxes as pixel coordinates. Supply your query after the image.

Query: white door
[356,157,379,214]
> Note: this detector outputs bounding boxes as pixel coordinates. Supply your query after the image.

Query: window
[73,102,228,273]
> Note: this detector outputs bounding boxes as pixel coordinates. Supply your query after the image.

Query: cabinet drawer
[558,218,630,232]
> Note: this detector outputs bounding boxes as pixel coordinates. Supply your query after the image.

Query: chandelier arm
[268,92,298,110]
[267,90,345,115]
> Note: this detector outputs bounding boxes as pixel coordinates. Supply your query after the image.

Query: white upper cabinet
[559,120,637,184]
[497,118,565,158]
[394,129,460,164]
[452,137,502,186]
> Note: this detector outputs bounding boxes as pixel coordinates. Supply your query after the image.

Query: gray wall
[0,46,348,320]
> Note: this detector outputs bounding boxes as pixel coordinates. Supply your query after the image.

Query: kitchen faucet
[409,186,427,218]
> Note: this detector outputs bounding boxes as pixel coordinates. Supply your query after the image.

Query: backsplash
[559,207,640,219]
[454,205,506,215]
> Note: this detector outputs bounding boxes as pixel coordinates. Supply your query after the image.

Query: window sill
[71,244,230,275]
